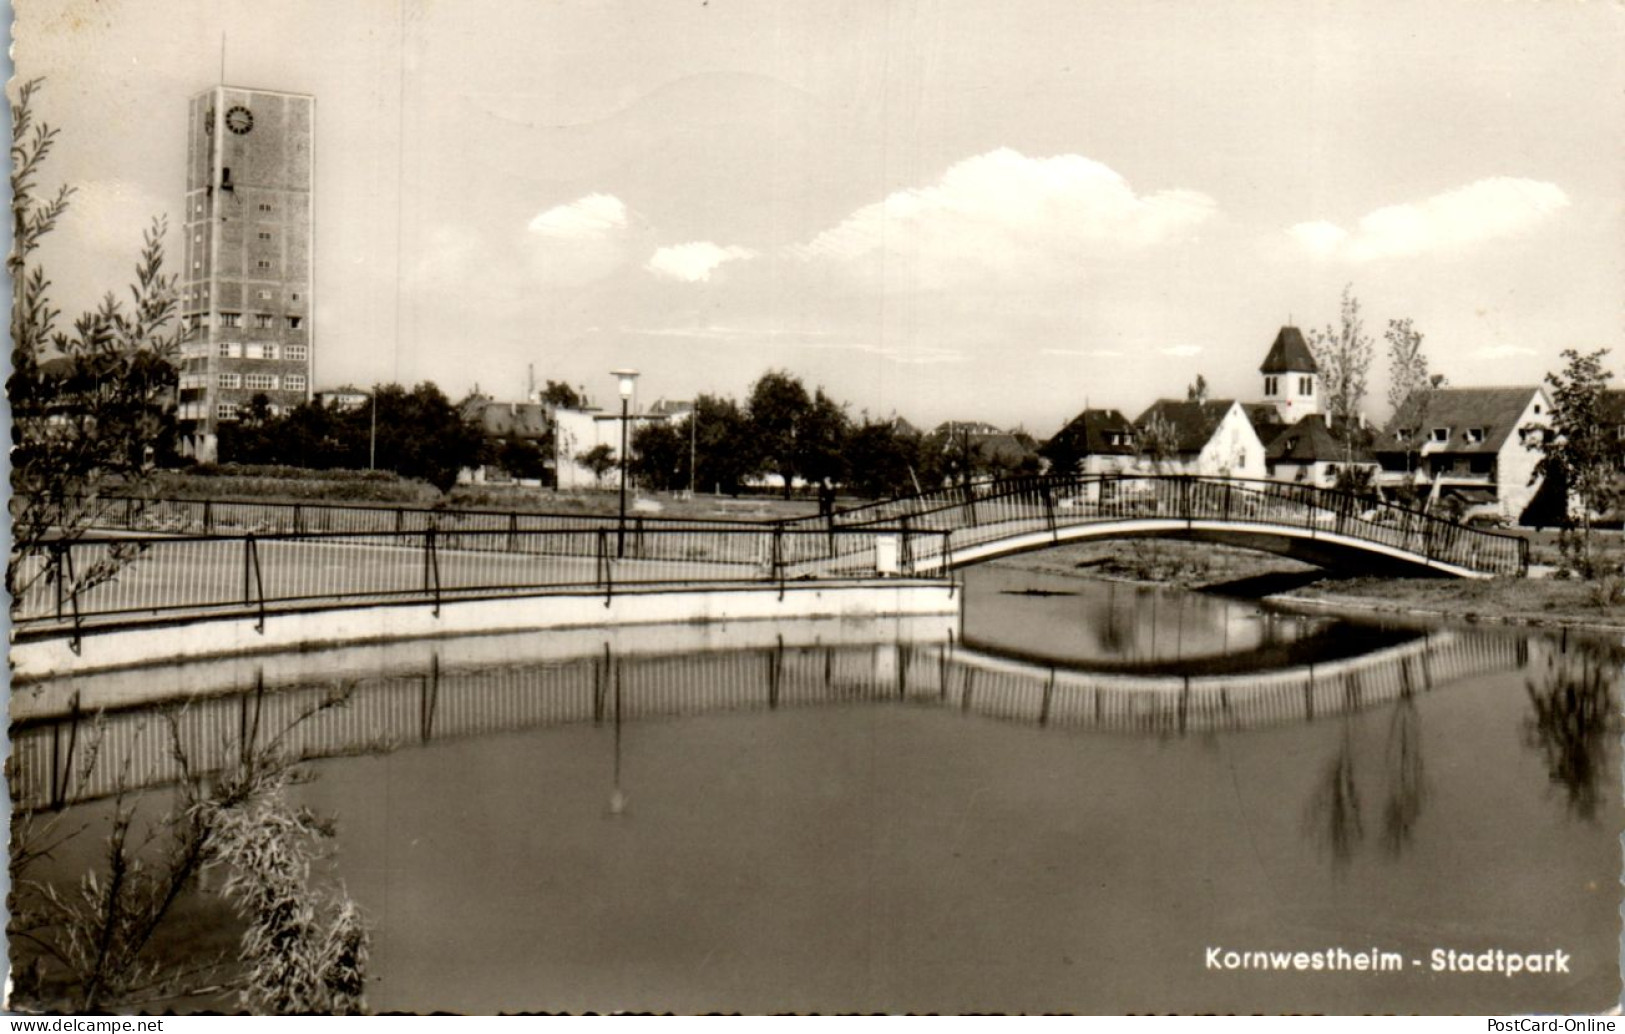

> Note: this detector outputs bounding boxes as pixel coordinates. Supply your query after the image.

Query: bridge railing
[789,474,1528,576]
[9,523,936,640]
[35,493,772,538]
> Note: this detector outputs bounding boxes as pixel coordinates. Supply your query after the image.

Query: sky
[13,0,1625,436]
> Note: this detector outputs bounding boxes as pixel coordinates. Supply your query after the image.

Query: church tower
[177,85,315,461]
[1259,325,1318,424]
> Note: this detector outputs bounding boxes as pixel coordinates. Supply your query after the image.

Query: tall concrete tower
[177,85,314,460]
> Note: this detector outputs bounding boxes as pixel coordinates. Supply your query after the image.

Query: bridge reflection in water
[11,623,1525,811]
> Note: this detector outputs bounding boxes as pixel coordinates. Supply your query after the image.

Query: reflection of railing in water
[11,631,1525,810]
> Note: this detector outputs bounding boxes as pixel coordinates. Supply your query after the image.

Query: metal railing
[785,473,1529,577]
[10,523,939,642]
[61,494,769,538]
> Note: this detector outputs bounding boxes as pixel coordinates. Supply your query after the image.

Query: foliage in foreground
[8,77,184,604]
[8,694,370,1014]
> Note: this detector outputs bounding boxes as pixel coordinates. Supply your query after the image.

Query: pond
[9,567,1622,1013]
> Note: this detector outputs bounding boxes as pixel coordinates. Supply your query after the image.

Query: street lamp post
[611,369,639,558]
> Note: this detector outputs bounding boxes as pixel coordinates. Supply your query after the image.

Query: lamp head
[610,369,639,400]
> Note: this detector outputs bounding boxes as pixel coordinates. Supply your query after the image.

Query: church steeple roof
[1259,326,1318,374]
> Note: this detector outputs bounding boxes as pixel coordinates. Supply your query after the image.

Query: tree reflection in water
[1380,690,1426,855]
[1305,665,1434,867]
[1523,639,1621,821]
[1305,719,1365,869]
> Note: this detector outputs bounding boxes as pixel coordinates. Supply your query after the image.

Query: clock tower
[178,85,315,461]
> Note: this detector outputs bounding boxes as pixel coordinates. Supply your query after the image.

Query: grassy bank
[1280,576,1625,631]
[145,468,829,520]
[989,537,1625,633]
[987,539,1314,590]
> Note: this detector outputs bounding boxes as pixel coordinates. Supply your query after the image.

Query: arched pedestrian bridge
[782,474,1528,580]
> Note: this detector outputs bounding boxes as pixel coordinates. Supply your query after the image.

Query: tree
[747,370,813,498]
[495,433,551,482]
[1137,412,1180,473]
[540,379,583,409]
[690,393,755,495]
[1526,348,1619,576]
[1384,318,1444,475]
[796,388,850,489]
[1309,284,1375,428]
[1186,374,1209,403]
[217,382,488,491]
[576,443,618,487]
[8,78,186,607]
[630,419,689,492]
[845,419,922,499]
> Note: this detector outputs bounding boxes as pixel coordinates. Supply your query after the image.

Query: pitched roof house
[1376,386,1550,519]
[1040,408,1137,475]
[1134,398,1266,478]
[1265,413,1377,487]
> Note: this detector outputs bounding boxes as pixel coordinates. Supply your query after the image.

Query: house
[928,421,1042,479]
[552,405,673,490]
[1264,413,1379,488]
[1039,408,1138,476]
[460,395,555,484]
[1133,399,1267,479]
[1375,386,1550,521]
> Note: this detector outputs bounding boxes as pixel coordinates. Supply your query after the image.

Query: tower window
[216,403,239,421]
[220,312,241,328]
[1298,376,1313,395]
[256,260,272,271]
[257,202,274,213]
[244,373,278,391]
[285,374,307,392]
[286,316,304,330]
[1264,376,1278,396]
[254,314,275,329]
[285,344,308,361]
[217,373,241,389]
[257,231,272,241]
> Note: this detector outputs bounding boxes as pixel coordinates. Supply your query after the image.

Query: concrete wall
[12,581,961,682]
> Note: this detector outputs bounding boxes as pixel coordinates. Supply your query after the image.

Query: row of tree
[219,384,489,492]
[624,370,1040,500]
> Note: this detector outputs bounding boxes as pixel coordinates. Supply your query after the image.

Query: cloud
[1290,178,1569,262]
[527,194,628,239]
[646,241,758,282]
[1040,347,1125,358]
[1286,221,1349,258]
[790,148,1217,288]
[522,194,638,286]
[1160,345,1204,358]
[1472,344,1538,359]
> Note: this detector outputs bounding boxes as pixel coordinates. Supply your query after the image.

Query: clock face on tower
[225,105,254,135]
